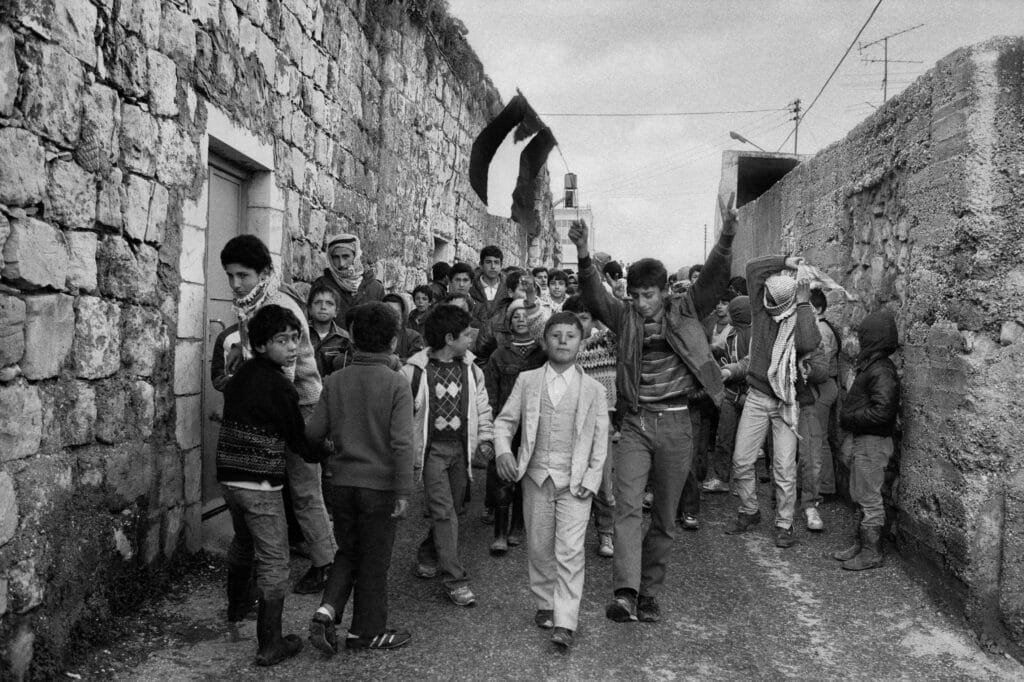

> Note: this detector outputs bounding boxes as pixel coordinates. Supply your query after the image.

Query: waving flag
[469,92,550,206]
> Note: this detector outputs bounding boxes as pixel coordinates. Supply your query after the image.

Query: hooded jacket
[840,310,900,436]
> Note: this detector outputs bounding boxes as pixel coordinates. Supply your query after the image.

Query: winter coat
[311,268,385,326]
[840,311,900,436]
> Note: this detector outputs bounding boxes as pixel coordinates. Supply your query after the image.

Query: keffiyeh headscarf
[233,269,281,354]
[327,234,365,293]
[764,273,800,433]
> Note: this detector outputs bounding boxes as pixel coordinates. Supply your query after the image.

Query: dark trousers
[417,440,470,589]
[679,404,713,517]
[321,485,397,637]
[223,485,290,600]
[486,432,524,537]
[708,397,742,482]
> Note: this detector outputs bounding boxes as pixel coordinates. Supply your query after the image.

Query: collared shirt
[482,280,499,301]
[545,363,579,407]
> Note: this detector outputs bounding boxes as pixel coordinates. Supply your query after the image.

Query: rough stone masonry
[730,37,1024,660]
[0,0,557,677]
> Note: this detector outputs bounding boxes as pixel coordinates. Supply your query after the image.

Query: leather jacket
[840,354,899,436]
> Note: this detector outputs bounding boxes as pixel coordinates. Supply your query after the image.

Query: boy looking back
[568,195,736,624]
[305,302,415,654]
[217,304,313,667]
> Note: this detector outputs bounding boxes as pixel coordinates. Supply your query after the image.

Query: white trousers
[522,475,592,631]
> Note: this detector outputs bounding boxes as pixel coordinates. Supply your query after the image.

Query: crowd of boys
[213,214,902,665]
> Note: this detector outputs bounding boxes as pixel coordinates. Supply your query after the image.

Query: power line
[541,107,788,118]
[776,0,885,152]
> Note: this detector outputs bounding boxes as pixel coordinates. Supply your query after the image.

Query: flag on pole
[511,127,557,236]
[469,92,550,206]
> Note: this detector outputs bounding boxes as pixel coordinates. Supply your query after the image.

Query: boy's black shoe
[550,627,574,648]
[308,612,337,657]
[534,609,554,629]
[346,629,412,650]
[294,563,332,594]
[724,510,761,535]
[636,595,661,623]
[774,525,797,548]
[605,592,638,622]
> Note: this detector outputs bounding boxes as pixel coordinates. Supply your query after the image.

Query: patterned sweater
[216,356,311,486]
[577,328,618,409]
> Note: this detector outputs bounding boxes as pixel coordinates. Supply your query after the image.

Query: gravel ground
[71,472,1022,681]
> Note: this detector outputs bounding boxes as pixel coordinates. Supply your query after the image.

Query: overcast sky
[447,0,1023,270]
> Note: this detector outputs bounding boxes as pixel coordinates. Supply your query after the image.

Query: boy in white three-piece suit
[494,311,609,649]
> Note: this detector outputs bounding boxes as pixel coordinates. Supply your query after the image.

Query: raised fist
[568,219,589,249]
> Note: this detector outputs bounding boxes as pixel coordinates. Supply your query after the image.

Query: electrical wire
[541,107,788,118]
[776,0,886,152]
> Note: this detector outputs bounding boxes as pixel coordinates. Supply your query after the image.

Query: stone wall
[0,0,555,676]
[731,37,1024,658]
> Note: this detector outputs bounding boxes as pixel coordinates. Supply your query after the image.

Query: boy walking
[305,303,415,654]
[568,195,736,624]
[494,312,609,649]
[307,283,349,377]
[833,310,900,570]
[403,305,495,607]
[217,305,315,666]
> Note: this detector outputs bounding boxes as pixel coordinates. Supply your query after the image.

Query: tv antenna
[859,24,924,103]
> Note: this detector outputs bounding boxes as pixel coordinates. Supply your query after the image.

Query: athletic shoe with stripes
[345,629,412,650]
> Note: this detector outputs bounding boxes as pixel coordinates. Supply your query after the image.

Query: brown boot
[254,596,303,666]
[842,526,883,571]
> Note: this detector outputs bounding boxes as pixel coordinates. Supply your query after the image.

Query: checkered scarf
[767,304,800,435]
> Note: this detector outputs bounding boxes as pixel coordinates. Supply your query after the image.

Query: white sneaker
[598,534,614,558]
[702,478,729,493]
[804,507,824,531]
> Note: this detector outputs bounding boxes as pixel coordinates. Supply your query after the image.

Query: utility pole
[791,99,801,154]
[859,24,924,104]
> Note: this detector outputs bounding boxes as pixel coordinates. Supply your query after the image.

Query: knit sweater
[577,328,618,408]
[306,352,416,498]
[216,356,310,486]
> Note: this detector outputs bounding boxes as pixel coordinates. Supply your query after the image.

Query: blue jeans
[849,434,894,528]
[222,485,290,600]
[322,485,397,637]
[731,387,799,529]
[798,379,838,509]
[613,407,692,597]
[417,440,470,589]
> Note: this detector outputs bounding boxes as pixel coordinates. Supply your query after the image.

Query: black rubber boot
[831,511,864,561]
[842,526,883,571]
[226,563,256,623]
[254,597,303,666]
[489,505,509,556]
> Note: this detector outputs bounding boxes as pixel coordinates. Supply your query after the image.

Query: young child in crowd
[545,269,569,313]
[409,284,435,336]
[307,283,349,378]
[562,295,619,558]
[532,266,550,299]
[704,295,752,494]
[494,312,609,649]
[305,302,415,655]
[382,293,426,362]
[483,299,547,556]
[403,305,495,607]
[216,304,317,667]
[833,309,900,571]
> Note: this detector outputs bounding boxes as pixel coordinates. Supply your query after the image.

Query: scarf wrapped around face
[765,274,800,434]
[233,269,280,354]
[327,234,365,294]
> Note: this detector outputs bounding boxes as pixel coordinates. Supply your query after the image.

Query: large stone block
[121,105,159,177]
[94,377,129,444]
[0,382,42,461]
[160,4,197,63]
[122,305,169,377]
[176,282,205,339]
[178,224,206,285]
[80,83,120,173]
[163,504,183,557]
[0,25,15,116]
[8,558,44,613]
[19,42,85,146]
[22,294,75,380]
[124,175,169,245]
[158,447,184,508]
[103,443,156,504]
[2,218,70,291]
[0,128,46,206]
[47,159,97,230]
[0,471,17,546]
[43,379,96,446]
[175,394,201,449]
[109,30,149,99]
[0,294,26,367]
[148,50,179,117]
[52,0,98,66]
[117,0,161,48]
[157,119,199,187]
[173,339,203,395]
[73,295,121,379]
[182,447,201,505]
[96,168,125,230]
[131,380,155,440]
[97,236,159,305]
[66,230,99,293]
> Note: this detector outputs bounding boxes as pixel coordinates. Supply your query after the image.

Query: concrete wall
[0,0,555,676]
[731,37,1024,657]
